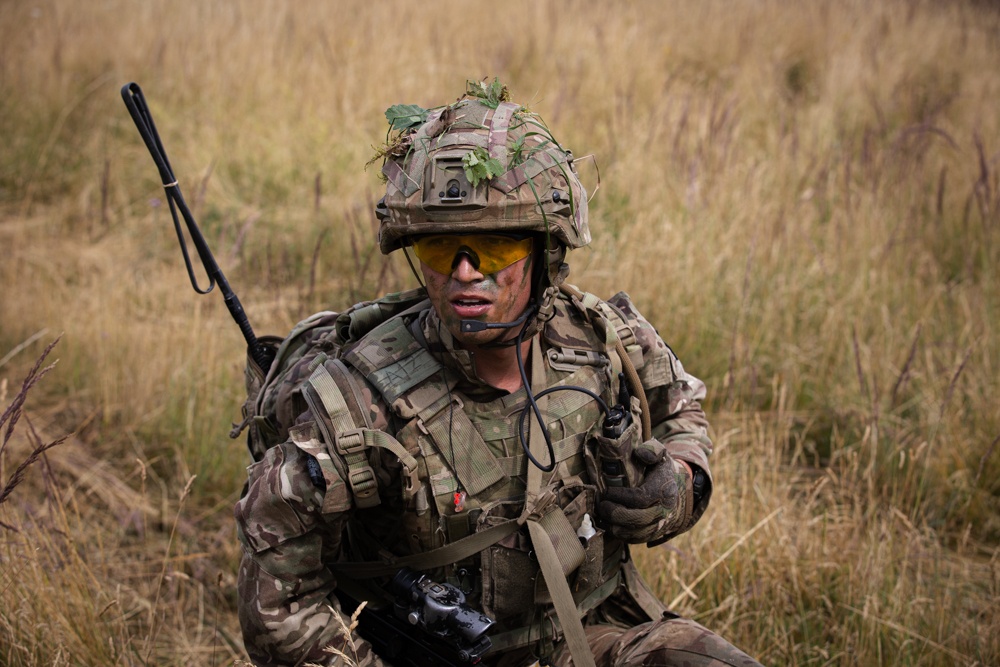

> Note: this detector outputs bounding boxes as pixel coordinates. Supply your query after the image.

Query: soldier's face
[420,246,534,348]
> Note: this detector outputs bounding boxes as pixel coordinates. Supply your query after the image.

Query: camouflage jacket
[234,288,713,666]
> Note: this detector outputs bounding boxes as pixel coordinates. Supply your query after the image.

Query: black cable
[513,320,612,472]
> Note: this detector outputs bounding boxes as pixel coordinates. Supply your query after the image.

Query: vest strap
[327,358,373,428]
[306,362,380,508]
[560,284,652,441]
[522,336,597,667]
[306,360,429,508]
[330,520,519,579]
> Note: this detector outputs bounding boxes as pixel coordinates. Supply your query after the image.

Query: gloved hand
[597,439,692,545]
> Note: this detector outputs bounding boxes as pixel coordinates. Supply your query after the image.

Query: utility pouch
[477,500,538,626]
[589,418,641,493]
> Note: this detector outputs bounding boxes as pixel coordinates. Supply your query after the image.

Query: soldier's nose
[452,254,484,282]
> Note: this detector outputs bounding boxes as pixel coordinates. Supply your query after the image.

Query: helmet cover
[374,80,591,256]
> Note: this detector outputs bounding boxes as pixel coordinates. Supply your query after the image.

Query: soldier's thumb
[633,439,668,466]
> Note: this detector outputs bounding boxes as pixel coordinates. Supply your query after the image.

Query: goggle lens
[412,234,533,275]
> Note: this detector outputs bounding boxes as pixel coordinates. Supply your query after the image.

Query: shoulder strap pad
[343,314,443,404]
[303,357,424,510]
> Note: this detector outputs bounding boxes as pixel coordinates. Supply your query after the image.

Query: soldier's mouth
[451,297,492,318]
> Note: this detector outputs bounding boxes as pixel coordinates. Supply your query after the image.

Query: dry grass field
[1,1,998,665]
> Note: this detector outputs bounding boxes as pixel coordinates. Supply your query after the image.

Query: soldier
[234,82,763,667]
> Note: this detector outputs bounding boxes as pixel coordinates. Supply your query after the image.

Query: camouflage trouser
[544,617,763,667]
[354,616,760,667]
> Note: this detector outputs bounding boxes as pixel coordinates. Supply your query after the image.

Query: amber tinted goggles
[411,234,534,275]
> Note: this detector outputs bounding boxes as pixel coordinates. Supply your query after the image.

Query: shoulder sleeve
[234,439,383,666]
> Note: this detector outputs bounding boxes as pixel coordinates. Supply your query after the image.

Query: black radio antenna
[120,82,273,372]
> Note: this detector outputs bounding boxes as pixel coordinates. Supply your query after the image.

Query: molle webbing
[345,316,510,498]
[412,361,605,501]
[472,365,605,442]
[487,570,623,654]
[412,396,505,496]
[521,335,596,667]
[329,299,633,659]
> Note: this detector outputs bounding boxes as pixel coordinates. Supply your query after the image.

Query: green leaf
[384,104,429,131]
[465,77,511,109]
[463,147,506,187]
[484,157,504,178]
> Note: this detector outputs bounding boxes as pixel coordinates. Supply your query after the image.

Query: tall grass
[1,1,998,664]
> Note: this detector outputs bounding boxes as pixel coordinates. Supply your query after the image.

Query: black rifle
[120,82,274,372]
[336,568,495,666]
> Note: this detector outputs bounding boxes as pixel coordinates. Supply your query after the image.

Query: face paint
[421,250,534,349]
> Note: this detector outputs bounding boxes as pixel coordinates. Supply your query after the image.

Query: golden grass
[1,0,998,665]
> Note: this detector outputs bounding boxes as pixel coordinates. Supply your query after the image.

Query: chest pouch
[587,367,645,494]
[588,416,643,495]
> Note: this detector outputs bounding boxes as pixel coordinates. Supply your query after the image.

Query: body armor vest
[240,286,660,651]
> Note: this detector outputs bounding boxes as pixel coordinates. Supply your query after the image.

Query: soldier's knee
[608,617,763,667]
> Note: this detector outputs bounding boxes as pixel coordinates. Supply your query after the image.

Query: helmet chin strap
[401,246,426,289]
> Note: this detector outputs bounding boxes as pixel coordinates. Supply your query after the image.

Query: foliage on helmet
[373,78,592,256]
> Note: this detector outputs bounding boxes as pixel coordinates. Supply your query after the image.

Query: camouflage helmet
[374,81,591,256]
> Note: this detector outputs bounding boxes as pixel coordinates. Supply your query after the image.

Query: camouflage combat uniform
[235,292,761,667]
